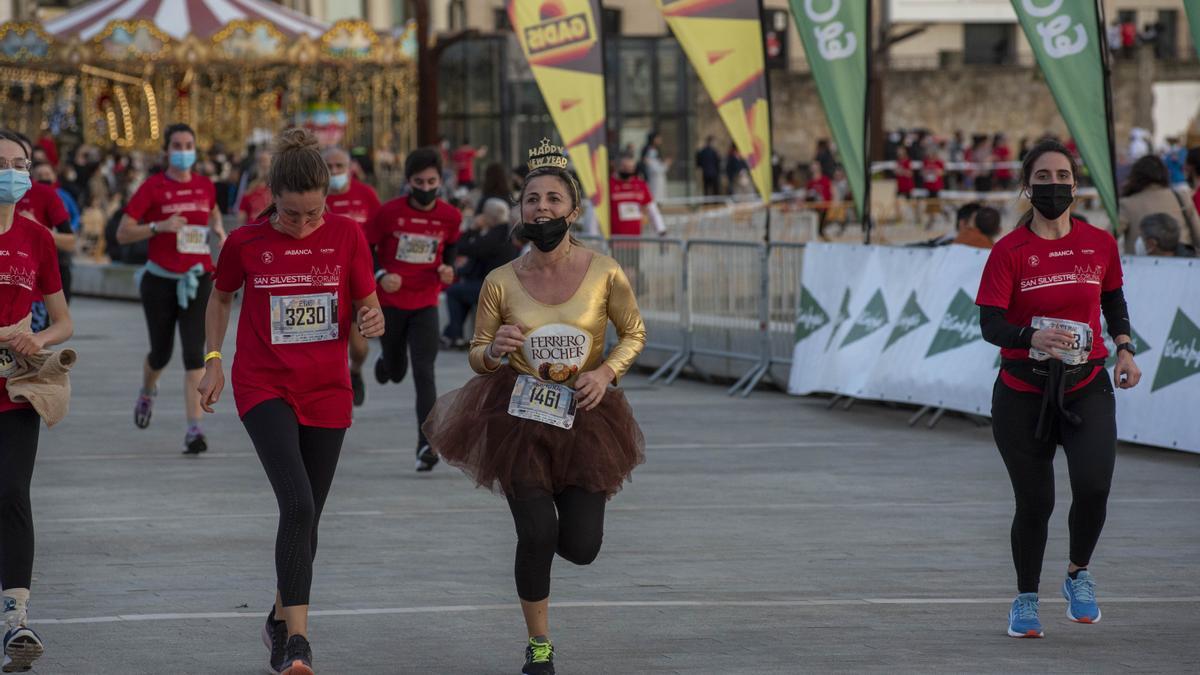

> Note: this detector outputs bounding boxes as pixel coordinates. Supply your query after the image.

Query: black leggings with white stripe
[242,399,345,606]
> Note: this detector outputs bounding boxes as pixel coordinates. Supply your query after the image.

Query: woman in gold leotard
[423,140,645,675]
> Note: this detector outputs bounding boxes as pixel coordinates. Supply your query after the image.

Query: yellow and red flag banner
[657,0,773,204]
[509,0,610,236]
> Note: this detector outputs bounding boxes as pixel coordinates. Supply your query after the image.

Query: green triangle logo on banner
[1101,321,1153,369]
[825,288,852,351]
[841,289,889,348]
[884,291,929,350]
[1151,309,1200,392]
[926,289,981,358]
[794,285,831,343]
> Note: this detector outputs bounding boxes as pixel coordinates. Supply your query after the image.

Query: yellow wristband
[204,351,223,363]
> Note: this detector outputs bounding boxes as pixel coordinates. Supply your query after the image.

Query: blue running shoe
[1062,570,1101,623]
[1008,592,1044,638]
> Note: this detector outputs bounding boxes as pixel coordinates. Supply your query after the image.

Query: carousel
[0,0,417,154]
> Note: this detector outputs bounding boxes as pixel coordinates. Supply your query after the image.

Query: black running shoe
[280,635,313,675]
[351,371,366,407]
[415,444,439,472]
[261,608,288,673]
[182,432,207,456]
[373,357,389,385]
[522,637,555,675]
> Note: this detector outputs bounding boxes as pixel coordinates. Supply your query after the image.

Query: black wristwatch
[1116,343,1136,357]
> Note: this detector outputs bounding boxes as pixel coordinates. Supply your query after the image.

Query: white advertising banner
[888,0,1017,23]
[788,244,1200,453]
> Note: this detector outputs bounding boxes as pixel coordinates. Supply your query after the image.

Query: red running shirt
[16,181,69,230]
[325,180,381,229]
[806,176,832,203]
[125,172,217,273]
[896,158,915,194]
[0,216,63,413]
[609,175,652,236]
[452,148,478,184]
[922,159,945,193]
[214,213,376,428]
[364,197,461,310]
[238,184,272,223]
[976,219,1123,393]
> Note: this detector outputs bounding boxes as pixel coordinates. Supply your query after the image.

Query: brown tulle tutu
[422,367,645,498]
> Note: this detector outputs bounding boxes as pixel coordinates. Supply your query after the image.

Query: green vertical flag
[788,0,869,218]
[1011,0,1118,228]
[1187,3,1200,62]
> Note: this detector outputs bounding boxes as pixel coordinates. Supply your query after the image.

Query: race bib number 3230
[270,293,338,345]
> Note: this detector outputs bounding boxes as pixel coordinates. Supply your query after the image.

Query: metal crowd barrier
[586,235,807,397]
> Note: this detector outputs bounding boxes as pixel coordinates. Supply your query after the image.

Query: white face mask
[1134,237,1147,256]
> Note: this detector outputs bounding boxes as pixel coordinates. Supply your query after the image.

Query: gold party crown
[528,138,569,171]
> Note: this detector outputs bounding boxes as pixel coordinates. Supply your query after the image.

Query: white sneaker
[2,599,43,673]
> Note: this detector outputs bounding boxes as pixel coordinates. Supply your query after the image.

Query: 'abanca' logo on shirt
[524,323,591,384]
[926,289,981,357]
[1152,309,1200,392]
[841,289,889,348]
[794,286,830,342]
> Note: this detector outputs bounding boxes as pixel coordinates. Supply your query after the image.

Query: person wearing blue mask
[0,129,75,674]
[116,123,227,455]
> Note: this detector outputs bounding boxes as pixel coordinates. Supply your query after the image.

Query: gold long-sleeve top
[469,254,646,386]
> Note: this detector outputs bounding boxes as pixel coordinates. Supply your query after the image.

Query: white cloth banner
[788,244,1200,453]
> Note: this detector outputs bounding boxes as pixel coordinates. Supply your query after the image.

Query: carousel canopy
[43,0,328,41]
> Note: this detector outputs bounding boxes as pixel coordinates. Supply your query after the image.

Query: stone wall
[695,54,1200,171]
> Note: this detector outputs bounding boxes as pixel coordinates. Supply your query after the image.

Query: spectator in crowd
[1018,137,1031,162]
[806,161,833,240]
[815,138,837,179]
[452,139,487,190]
[1120,19,1137,58]
[894,145,915,199]
[1162,137,1188,188]
[478,162,512,205]
[992,133,1014,190]
[1127,128,1152,161]
[442,198,517,349]
[953,205,1000,249]
[1118,155,1200,254]
[726,145,749,196]
[968,135,993,192]
[915,201,981,247]
[1185,147,1200,215]
[1135,213,1194,257]
[695,136,721,197]
[640,131,670,200]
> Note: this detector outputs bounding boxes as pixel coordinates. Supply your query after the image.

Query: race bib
[270,292,338,345]
[1028,316,1093,366]
[508,374,577,429]
[176,225,210,255]
[0,347,20,378]
[395,233,440,264]
[618,202,643,222]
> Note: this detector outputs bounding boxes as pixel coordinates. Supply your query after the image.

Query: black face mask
[618,171,635,180]
[522,217,571,253]
[1029,183,1074,220]
[409,186,438,207]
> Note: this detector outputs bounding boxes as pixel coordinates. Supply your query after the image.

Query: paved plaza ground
[17,297,1199,673]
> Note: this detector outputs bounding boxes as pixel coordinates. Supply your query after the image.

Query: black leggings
[380,306,439,448]
[140,271,212,372]
[992,370,1116,594]
[506,486,607,602]
[0,409,40,590]
[242,399,345,607]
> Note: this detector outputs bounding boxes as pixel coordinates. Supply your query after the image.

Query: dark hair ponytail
[269,128,329,197]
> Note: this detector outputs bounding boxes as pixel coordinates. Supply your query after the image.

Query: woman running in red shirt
[975,139,1141,639]
[198,129,383,675]
[0,130,74,673]
[117,123,227,454]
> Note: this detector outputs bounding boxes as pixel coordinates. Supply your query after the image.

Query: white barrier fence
[787,244,1200,453]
